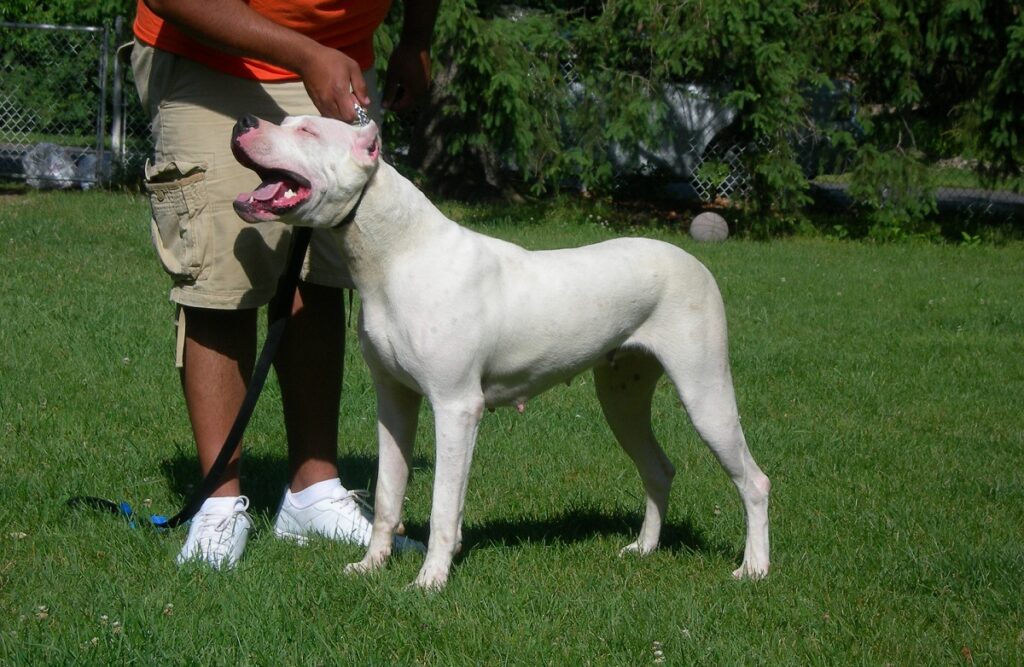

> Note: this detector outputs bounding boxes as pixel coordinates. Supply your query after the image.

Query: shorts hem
[169,272,350,310]
[170,286,276,311]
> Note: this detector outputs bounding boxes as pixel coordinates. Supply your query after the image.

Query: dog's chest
[357,297,464,395]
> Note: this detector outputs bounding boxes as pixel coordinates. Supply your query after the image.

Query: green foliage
[0,28,108,141]
[1,1,136,150]
[847,145,939,240]
[973,12,1024,179]
[811,0,1024,204]
[438,5,570,191]
[377,0,1022,230]
[0,0,134,26]
[380,0,823,211]
[747,143,813,236]
[377,2,573,194]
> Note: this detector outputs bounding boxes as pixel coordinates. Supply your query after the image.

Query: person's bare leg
[179,307,257,498]
[274,282,345,491]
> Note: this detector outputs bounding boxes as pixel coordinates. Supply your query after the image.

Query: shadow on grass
[461,509,719,559]
[158,450,432,518]
[159,449,730,562]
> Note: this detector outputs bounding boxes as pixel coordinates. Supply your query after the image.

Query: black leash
[68,226,314,529]
[70,106,373,531]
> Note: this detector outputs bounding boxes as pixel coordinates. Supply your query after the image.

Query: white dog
[231,114,771,590]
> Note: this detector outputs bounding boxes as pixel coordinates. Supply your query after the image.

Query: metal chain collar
[354,103,370,127]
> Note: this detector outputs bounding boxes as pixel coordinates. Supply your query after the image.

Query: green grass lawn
[1,189,1022,664]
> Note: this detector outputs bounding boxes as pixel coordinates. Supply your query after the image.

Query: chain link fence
[1,21,110,187]
[0,19,148,189]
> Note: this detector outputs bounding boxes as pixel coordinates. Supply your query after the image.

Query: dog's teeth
[285,188,296,199]
[248,196,254,203]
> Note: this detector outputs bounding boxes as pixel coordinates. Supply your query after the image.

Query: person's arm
[143,0,368,121]
[382,0,442,111]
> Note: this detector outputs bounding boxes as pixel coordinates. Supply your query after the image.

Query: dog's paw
[344,553,387,576]
[731,560,769,580]
[618,542,641,557]
[618,541,656,557]
[411,565,449,592]
[343,561,372,576]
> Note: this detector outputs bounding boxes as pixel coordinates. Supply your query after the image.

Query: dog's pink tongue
[251,181,282,202]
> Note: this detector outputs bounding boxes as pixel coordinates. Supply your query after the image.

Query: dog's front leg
[346,376,422,576]
[413,396,485,591]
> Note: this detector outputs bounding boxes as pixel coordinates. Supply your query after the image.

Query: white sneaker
[273,487,425,553]
[176,496,252,569]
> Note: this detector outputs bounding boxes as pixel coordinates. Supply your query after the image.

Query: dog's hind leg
[657,320,771,579]
[594,352,675,556]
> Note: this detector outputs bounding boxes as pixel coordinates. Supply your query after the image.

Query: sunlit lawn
[1,189,1021,664]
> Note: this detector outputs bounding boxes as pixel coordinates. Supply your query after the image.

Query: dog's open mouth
[234,168,311,221]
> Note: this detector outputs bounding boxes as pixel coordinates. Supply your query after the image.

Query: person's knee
[182,305,258,351]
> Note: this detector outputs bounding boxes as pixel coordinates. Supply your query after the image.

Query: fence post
[93,22,110,185]
[111,16,125,166]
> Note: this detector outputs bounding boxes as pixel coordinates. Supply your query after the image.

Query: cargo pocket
[144,159,209,281]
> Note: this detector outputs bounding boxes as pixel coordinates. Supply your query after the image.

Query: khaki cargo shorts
[131,40,381,311]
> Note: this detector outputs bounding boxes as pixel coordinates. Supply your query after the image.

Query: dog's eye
[299,126,319,137]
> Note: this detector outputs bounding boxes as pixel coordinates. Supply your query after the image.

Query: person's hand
[298,45,369,122]
[382,41,432,112]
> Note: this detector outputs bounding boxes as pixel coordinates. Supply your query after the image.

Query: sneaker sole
[273,526,367,546]
[273,527,311,545]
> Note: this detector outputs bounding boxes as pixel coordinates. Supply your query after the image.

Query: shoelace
[332,488,374,522]
[326,489,421,549]
[197,497,251,536]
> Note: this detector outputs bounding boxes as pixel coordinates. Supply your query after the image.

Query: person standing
[131,0,440,568]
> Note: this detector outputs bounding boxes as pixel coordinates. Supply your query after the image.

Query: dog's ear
[351,122,381,168]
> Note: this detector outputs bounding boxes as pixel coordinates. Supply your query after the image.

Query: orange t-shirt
[133,0,392,81]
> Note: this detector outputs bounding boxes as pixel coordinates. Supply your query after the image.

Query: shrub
[378,0,1023,233]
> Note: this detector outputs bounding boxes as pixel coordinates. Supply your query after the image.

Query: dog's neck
[331,161,451,293]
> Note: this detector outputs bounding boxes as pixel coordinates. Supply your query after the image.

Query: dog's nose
[232,114,260,141]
